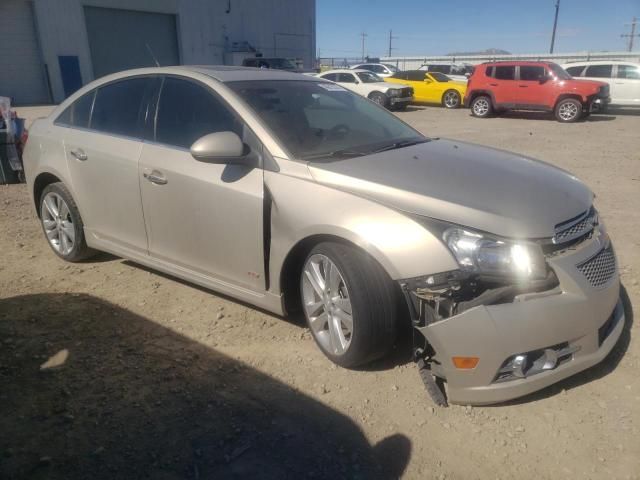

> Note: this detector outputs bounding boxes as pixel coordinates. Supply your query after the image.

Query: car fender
[265,167,458,293]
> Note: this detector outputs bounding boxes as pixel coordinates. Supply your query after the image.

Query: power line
[549,0,560,54]
[621,16,639,52]
[360,32,368,61]
[388,29,399,57]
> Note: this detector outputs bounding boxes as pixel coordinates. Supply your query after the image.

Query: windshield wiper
[369,138,430,154]
[302,149,367,161]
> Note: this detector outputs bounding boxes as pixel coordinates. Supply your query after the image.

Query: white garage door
[0,0,50,105]
[84,7,179,79]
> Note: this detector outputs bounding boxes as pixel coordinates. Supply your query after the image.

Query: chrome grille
[577,246,616,288]
[553,208,597,245]
[401,87,413,98]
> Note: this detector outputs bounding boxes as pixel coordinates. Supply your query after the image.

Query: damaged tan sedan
[24,66,624,405]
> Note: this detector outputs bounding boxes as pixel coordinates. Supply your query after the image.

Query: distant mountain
[446,48,511,56]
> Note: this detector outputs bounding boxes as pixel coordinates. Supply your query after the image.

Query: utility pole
[360,32,368,61]
[388,29,398,57]
[621,17,639,52]
[549,0,560,54]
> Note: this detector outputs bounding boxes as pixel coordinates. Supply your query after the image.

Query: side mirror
[539,76,548,84]
[190,132,250,164]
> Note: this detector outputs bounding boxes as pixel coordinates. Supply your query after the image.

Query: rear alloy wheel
[442,90,461,109]
[39,182,95,262]
[555,98,582,123]
[369,92,390,109]
[300,242,397,367]
[470,95,492,118]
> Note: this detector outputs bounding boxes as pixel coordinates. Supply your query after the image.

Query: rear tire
[369,92,390,109]
[39,182,95,262]
[442,90,461,109]
[300,242,397,368]
[470,95,493,118]
[554,98,582,123]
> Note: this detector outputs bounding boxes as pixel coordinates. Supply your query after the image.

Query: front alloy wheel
[302,254,353,356]
[299,242,397,367]
[555,98,582,123]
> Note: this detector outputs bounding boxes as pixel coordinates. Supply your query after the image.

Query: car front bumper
[416,233,623,405]
[389,96,412,105]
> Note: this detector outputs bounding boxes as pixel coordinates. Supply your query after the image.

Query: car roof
[561,60,640,66]
[478,60,557,66]
[320,69,370,74]
[90,65,320,83]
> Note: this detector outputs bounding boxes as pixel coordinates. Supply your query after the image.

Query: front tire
[369,92,390,109]
[442,90,461,109]
[39,182,95,262]
[554,98,582,123]
[300,242,397,367]
[470,95,493,117]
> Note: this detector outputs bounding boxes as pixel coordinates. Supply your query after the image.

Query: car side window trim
[54,74,159,143]
[144,74,270,170]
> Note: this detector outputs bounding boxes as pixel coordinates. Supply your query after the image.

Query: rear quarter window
[494,66,515,80]
[55,90,95,128]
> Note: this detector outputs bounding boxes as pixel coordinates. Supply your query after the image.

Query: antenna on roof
[146,43,161,67]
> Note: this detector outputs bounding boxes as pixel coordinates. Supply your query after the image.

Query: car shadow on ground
[605,107,640,116]
[473,111,617,122]
[493,284,634,407]
[0,293,411,479]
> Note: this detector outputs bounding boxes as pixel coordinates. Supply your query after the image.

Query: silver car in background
[23,66,624,405]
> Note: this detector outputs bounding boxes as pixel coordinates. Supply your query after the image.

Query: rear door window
[91,78,150,137]
[155,77,242,149]
[519,66,546,81]
[337,73,357,83]
[584,64,612,78]
[494,66,515,80]
[616,64,640,80]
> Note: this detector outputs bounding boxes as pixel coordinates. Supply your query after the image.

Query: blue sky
[316,0,640,58]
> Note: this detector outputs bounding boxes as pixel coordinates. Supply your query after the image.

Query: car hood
[308,139,593,239]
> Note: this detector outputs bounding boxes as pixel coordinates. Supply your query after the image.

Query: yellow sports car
[385,70,467,108]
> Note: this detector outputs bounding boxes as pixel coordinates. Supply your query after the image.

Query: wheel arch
[554,93,586,109]
[33,171,63,217]
[467,90,496,107]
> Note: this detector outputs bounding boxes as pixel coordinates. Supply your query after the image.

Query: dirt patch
[1,108,639,479]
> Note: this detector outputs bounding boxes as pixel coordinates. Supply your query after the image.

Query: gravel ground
[1,106,639,479]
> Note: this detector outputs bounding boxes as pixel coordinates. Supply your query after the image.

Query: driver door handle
[143,170,168,185]
[70,148,88,161]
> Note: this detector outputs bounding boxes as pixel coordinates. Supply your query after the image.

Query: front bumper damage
[403,229,623,405]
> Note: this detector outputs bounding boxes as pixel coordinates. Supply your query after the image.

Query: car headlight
[387,89,401,97]
[444,228,547,280]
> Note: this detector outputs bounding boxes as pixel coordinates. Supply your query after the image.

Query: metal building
[0,0,316,105]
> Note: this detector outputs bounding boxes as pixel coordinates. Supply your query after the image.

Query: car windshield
[430,72,450,82]
[227,80,426,161]
[548,63,571,80]
[356,72,383,83]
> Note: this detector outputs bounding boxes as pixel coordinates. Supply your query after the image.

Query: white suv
[317,69,413,110]
[561,61,640,107]
[418,62,474,83]
[350,63,398,78]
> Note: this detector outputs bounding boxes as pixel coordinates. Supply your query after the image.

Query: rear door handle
[489,83,498,86]
[70,148,88,161]
[143,170,168,185]
[519,85,528,88]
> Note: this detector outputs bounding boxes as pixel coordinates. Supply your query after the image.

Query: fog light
[452,356,479,369]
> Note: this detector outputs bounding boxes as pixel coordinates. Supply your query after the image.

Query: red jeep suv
[464,61,610,122]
